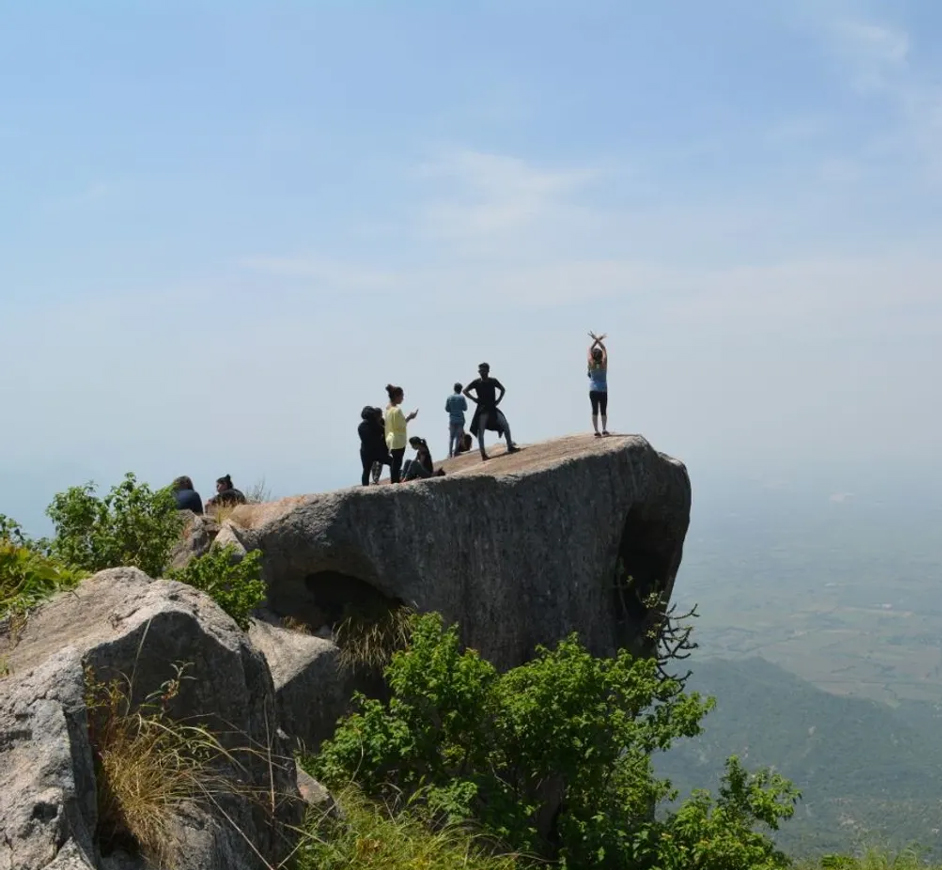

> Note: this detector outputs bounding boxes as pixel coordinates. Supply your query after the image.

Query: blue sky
[1,0,940,533]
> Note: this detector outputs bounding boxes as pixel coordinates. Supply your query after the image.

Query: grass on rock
[295,785,524,870]
[334,604,414,671]
[85,665,241,867]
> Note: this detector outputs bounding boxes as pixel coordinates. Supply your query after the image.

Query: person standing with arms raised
[385,384,418,484]
[587,331,609,437]
[464,363,517,461]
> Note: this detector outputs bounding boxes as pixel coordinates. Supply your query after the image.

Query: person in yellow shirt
[385,384,418,483]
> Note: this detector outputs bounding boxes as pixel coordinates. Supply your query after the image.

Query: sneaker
[602,430,610,436]
[594,431,602,438]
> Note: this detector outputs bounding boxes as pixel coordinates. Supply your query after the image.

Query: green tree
[314,613,798,869]
[167,546,266,630]
[45,473,183,577]
[647,756,798,870]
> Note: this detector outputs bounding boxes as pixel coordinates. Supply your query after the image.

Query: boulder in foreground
[1,568,301,870]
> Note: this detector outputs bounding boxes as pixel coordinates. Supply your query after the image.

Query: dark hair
[453,382,463,392]
[171,475,193,491]
[216,474,233,488]
[361,405,374,420]
[591,347,603,360]
[478,362,490,371]
[386,384,403,400]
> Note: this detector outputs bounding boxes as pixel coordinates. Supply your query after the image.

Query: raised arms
[588,331,608,366]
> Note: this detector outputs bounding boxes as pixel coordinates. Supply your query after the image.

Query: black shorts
[590,390,608,415]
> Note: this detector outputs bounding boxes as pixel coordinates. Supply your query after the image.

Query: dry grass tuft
[334,605,415,671]
[85,664,239,867]
[208,504,239,525]
[282,616,313,635]
[246,478,272,505]
[295,785,523,870]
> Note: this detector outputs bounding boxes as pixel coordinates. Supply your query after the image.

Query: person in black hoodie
[358,406,391,486]
[207,475,247,509]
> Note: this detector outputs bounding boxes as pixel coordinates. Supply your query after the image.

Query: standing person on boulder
[358,406,391,486]
[464,363,517,461]
[370,410,387,485]
[445,382,468,458]
[385,384,418,484]
[587,331,609,437]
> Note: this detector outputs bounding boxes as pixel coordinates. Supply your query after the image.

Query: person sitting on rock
[358,406,391,486]
[454,432,473,456]
[170,476,203,514]
[207,474,247,509]
[403,436,445,481]
[464,362,517,461]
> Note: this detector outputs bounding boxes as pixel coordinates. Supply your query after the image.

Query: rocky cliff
[225,434,691,670]
[0,433,692,867]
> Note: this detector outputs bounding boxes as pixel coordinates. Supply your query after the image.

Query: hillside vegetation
[2,472,940,868]
[657,657,942,858]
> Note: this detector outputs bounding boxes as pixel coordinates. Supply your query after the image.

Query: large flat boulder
[1,569,301,870]
[225,434,691,669]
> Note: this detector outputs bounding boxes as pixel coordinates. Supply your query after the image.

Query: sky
[1,0,940,534]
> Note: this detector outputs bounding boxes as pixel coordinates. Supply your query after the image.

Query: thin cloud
[39,182,119,215]
[834,20,909,92]
[417,149,597,242]
[238,147,942,318]
[826,16,942,179]
[240,256,397,290]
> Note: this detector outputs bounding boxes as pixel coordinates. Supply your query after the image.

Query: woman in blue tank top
[587,332,609,436]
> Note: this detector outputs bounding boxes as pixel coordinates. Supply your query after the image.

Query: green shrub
[648,756,797,869]
[167,546,265,630]
[45,473,183,577]
[315,613,796,869]
[1,515,86,620]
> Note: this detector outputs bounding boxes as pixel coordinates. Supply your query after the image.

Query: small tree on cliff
[45,473,183,577]
[313,613,798,869]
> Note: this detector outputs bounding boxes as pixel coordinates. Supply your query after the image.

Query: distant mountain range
[655,656,942,858]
